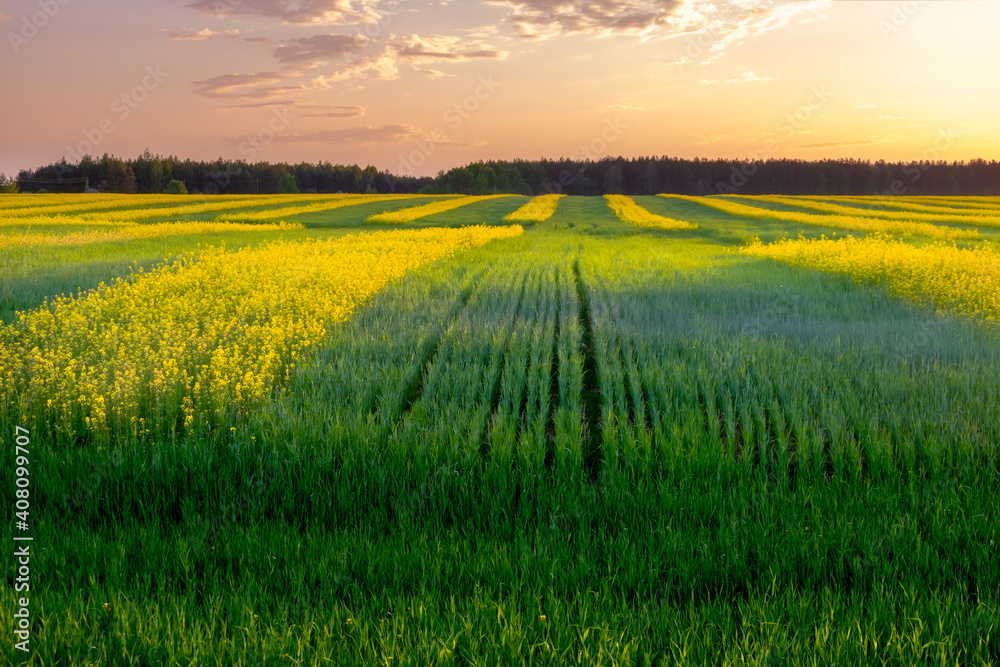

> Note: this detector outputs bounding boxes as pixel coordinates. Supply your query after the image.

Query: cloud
[270,124,422,145]
[490,0,682,40]
[192,71,302,101]
[726,70,771,84]
[701,70,772,85]
[312,52,400,84]
[603,103,644,111]
[163,27,241,41]
[800,137,887,148]
[664,0,830,64]
[303,105,367,118]
[394,34,508,62]
[273,33,369,64]
[214,98,365,117]
[0,12,11,22]
[185,0,381,25]
[799,133,919,148]
[311,33,506,84]
[265,124,483,148]
[219,100,365,118]
[487,0,828,47]
[224,99,301,109]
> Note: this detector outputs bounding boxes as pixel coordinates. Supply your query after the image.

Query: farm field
[1,193,999,666]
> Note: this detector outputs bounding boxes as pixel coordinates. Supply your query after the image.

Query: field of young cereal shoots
[1,192,998,666]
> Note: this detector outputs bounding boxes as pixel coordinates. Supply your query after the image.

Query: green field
[2,193,998,666]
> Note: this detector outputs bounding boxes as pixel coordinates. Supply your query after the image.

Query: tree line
[422,157,1000,197]
[12,152,432,195]
[10,153,1000,197]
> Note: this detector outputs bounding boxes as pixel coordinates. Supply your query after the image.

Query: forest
[10,152,1000,197]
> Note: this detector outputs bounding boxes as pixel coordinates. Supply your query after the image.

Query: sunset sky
[2,0,998,178]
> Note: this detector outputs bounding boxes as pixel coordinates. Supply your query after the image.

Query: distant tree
[13,152,1000,198]
[640,161,659,195]
[0,173,18,193]
[165,179,188,195]
[36,188,48,194]
[603,165,624,194]
[131,150,167,193]
[349,165,365,193]
[362,165,379,193]
[446,167,474,194]
[94,155,137,193]
[947,172,960,195]
[277,172,300,194]
[473,166,497,194]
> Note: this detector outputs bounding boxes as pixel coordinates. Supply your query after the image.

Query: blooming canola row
[0,225,523,443]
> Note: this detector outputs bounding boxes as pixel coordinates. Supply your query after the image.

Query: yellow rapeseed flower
[740,235,1000,322]
[0,221,302,248]
[365,195,514,224]
[606,195,697,230]
[503,195,564,224]
[661,194,977,240]
[0,225,523,443]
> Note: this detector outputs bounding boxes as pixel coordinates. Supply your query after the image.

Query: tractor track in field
[479,271,531,463]
[372,265,489,426]
[543,266,561,471]
[617,340,638,429]
[573,259,603,482]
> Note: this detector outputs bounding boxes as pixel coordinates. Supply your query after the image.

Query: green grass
[408,195,530,227]
[0,227,366,323]
[1,195,998,665]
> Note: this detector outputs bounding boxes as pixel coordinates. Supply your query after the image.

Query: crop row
[0,221,303,248]
[741,235,1000,322]
[0,226,522,445]
[737,195,1000,227]
[264,224,1000,484]
[366,195,515,224]
[502,194,564,224]
[605,195,697,230]
[662,195,978,239]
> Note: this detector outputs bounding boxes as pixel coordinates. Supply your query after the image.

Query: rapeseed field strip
[213,194,421,223]
[795,195,1000,216]
[75,195,315,222]
[0,194,185,218]
[744,194,1000,228]
[661,194,977,239]
[605,194,698,230]
[0,225,522,445]
[740,235,1000,322]
[822,195,1000,212]
[502,194,564,223]
[365,195,515,224]
[2,196,999,666]
[0,221,303,247]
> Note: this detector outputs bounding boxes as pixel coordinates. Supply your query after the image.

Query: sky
[1,0,998,178]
